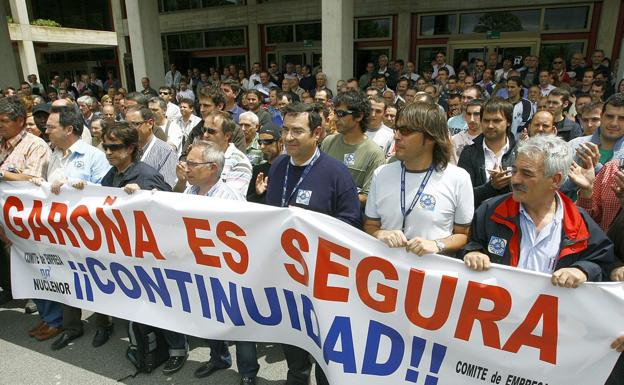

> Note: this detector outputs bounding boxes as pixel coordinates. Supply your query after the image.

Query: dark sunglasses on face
[334,109,356,118]
[159,91,170,95]
[258,139,276,145]
[393,126,421,136]
[203,127,218,135]
[102,143,126,151]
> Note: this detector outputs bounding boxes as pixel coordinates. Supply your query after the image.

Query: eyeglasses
[258,139,277,145]
[102,143,126,152]
[203,127,219,135]
[185,160,214,168]
[127,120,147,128]
[334,109,356,118]
[394,126,421,136]
[159,91,170,95]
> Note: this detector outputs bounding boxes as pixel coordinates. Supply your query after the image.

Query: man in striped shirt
[125,106,177,188]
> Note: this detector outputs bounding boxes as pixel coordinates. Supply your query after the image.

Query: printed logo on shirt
[417,193,436,211]
[343,153,355,167]
[488,236,507,256]
[296,189,312,205]
[74,160,85,169]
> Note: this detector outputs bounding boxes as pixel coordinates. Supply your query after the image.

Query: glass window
[179,32,203,49]
[540,42,585,69]
[460,9,540,34]
[357,18,392,39]
[266,25,294,44]
[205,28,246,47]
[543,7,589,31]
[417,47,445,74]
[160,0,241,12]
[166,35,180,50]
[295,23,322,42]
[420,14,457,36]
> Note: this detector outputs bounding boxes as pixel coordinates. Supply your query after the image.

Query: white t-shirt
[159,119,184,156]
[365,162,474,241]
[366,123,394,154]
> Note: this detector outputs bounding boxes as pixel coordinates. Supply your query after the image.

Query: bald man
[527,110,557,137]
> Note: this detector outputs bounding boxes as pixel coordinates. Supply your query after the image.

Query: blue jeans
[207,340,259,378]
[162,330,188,357]
[33,299,62,328]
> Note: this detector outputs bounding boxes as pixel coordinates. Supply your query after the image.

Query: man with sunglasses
[364,101,473,258]
[265,102,361,385]
[158,86,182,121]
[125,106,178,188]
[321,91,385,206]
[247,123,283,203]
[176,110,252,197]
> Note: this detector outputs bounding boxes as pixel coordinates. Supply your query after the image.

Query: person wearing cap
[247,122,283,203]
[32,103,52,142]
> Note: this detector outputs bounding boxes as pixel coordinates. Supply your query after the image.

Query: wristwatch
[434,239,446,253]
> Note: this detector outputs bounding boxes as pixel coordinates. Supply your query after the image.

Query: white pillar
[247,0,260,67]
[125,0,165,91]
[8,0,37,81]
[110,0,128,90]
[0,1,19,87]
[321,0,353,95]
[396,12,411,61]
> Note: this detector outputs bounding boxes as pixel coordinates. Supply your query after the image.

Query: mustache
[512,184,528,192]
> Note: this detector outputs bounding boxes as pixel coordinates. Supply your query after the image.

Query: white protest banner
[2,181,624,384]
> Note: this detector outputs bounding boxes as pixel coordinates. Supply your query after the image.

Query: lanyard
[400,163,434,232]
[281,149,320,207]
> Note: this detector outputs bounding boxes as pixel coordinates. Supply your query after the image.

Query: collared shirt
[245,135,264,166]
[0,130,50,177]
[141,135,178,188]
[228,104,245,124]
[223,142,253,197]
[178,114,202,138]
[452,130,479,161]
[518,194,564,274]
[184,179,245,201]
[483,139,510,182]
[45,139,110,184]
[166,102,182,121]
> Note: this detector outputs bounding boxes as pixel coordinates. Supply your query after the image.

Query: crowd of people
[0,48,624,385]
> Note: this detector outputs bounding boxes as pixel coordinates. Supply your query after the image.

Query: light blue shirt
[518,193,564,274]
[45,139,110,184]
[447,115,467,136]
[184,179,245,201]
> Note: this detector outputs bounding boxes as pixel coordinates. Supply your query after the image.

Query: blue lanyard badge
[281,149,320,207]
[400,163,434,232]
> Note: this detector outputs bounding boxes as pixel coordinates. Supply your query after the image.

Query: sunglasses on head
[258,139,276,145]
[102,143,126,151]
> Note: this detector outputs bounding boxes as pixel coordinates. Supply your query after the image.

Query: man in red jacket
[458,134,613,285]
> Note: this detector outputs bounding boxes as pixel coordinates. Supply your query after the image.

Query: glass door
[449,40,538,70]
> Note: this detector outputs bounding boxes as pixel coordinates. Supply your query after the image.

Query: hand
[123,183,140,194]
[576,142,600,168]
[176,162,187,182]
[255,172,268,195]
[463,251,491,271]
[50,179,65,195]
[0,226,11,246]
[568,160,595,196]
[375,229,408,248]
[611,336,624,352]
[71,181,86,190]
[489,166,512,190]
[29,177,44,186]
[551,267,587,288]
[612,170,624,206]
[519,128,528,141]
[610,266,624,281]
[406,237,438,256]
